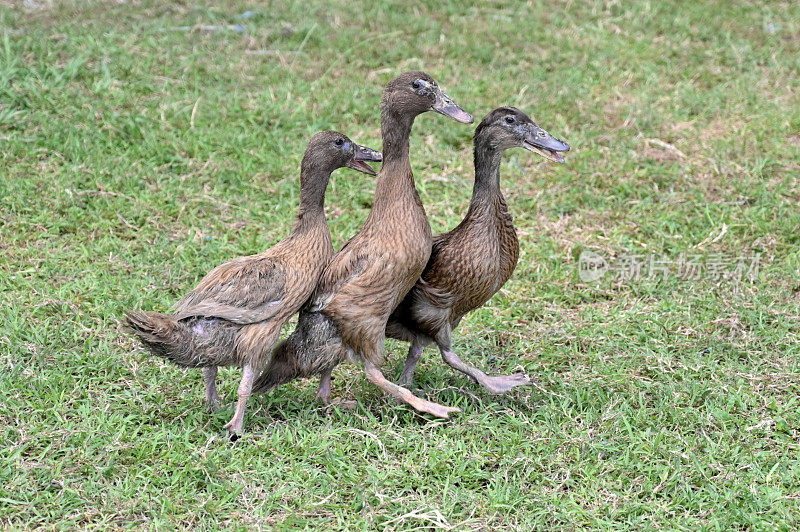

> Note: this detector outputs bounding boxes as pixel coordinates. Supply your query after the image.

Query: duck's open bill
[522,125,570,163]
[431,88,474,124]
[346,144,382,175]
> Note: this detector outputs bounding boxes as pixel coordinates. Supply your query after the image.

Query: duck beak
[522,124,570,163]
[346,144,382,175]
[431,87,474,124]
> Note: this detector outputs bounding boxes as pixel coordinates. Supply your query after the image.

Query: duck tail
[123,310,200,367]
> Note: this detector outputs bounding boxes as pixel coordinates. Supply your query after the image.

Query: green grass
[2,0,799,528]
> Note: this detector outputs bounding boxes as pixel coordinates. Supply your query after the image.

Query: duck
[385,107,570,393]
[124,130,381,437]
[251,71,473,418]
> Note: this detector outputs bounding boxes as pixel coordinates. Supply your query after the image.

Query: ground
[1,0,799,529]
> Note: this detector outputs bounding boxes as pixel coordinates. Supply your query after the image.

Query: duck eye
[411,80,421,89]
[335,138,344,146]
[505,116,516,124]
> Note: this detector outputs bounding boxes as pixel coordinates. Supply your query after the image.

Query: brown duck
[386,107,570,393]
[251,71,473,418]
[124,131,381,436]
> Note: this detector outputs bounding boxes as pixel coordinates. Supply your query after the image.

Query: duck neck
[376,105,416,187]
[293,164,329,232]
[466,144,505,217]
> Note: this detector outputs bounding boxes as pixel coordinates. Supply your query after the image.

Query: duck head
[303,130,382,177]
[382,71,474,124]
[476,107,570,163]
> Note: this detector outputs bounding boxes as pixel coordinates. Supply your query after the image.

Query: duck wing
[411,275,459,309]
[409,233,461,309]
[305,244,369,313]
[172,255,288,325]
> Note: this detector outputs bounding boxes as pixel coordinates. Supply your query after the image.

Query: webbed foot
[478,372,531,395]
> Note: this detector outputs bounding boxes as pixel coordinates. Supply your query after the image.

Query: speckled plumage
[386,107,570,393]
[124,130,380,435]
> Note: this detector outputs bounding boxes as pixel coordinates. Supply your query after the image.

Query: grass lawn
[2,0,799,529]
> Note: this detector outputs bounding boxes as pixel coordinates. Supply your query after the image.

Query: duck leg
[202,366,221,412]
[397,343,425,387]
[223,363,255,439]
[439,348,530,394]
[316,366,334,403]
[436,327,529,395]
[364,360,460,419]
